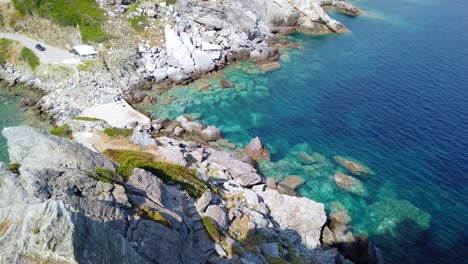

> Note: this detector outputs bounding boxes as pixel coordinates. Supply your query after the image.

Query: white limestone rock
[201,126,221,141]
[165,26,195,72]
[255,188,326,248]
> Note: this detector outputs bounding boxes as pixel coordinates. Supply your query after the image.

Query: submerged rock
[259,61,281,72]
[245,136,271,161]
[334,156,372,175]
[280,175,305,190]
[276,183,301,197]
[330,201,351,225]
[199,83,213,91]
[220,79,233,88]
[296,151,317,165]
[333,172,366,195]
[367,199,431,235]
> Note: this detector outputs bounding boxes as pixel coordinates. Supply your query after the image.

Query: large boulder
[3,126,116,173]
[125,168,164,206]
[280,175,305,190]
[201,126,221,141]
[158,145,188,166]
[176,115,207,135]
[193,49,216,74]
[204,204,229,230]
[333,172,366,195]
[165,26,195,72]
[208,150,263,186]
[255,188,326,248]
[245,136,271,161]
[290,0,343,32]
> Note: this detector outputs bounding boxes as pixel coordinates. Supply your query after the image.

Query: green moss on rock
[88,167,120,183]
[0,38,14,64]
[137,206,172,227]
[103,149,208,198]
[72,116,101,121]
[104,127,133,138]
[20,47,40,70]
[50,124,72,139]
[130,16,150,32]
[7,163,21,174]
[202,216,222,242]
[103,149,155,163]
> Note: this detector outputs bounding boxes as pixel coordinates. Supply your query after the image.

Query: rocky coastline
[0,114,383,263]
[0,1,386,263]
[1,0,360,124]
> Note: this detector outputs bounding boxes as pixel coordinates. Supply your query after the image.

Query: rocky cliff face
[0,127,210,263]
[0,126,358,263]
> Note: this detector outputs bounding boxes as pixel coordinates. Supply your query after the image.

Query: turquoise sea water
[0,87,44,162]
[144,0,468,262]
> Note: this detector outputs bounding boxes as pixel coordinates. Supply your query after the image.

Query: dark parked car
[35,44,46,52]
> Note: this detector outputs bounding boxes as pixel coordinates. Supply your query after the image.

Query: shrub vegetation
[72,116,101,121]
[103,127,133,138]
[137,206,172,227]
[88,167,121,183]
[49,124,72,138]
[20,47,40,70]
[0,38,13,64]
[12,0,106,42]
[202,216,222,242]
[130,16,150,32]
[7,163,21,174]
[103,149,208,198]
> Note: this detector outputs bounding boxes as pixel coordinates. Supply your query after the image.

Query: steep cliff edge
[0,126,365,263]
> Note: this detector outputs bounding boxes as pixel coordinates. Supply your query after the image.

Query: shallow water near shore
[144,0,468,262]
[0,87,47,162]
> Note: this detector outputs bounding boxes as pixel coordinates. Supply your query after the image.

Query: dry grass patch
[137,206,172,227]
[0,220,12,237]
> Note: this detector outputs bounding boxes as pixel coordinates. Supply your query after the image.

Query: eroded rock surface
[0,126,373,263]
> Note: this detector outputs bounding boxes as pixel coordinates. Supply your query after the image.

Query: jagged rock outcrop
[245,136,271,161]
[0,126,367,263]
[0,126,212,263]
[0,198,146,264]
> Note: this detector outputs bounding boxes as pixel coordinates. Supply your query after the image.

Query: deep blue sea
[144,0,468,262]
